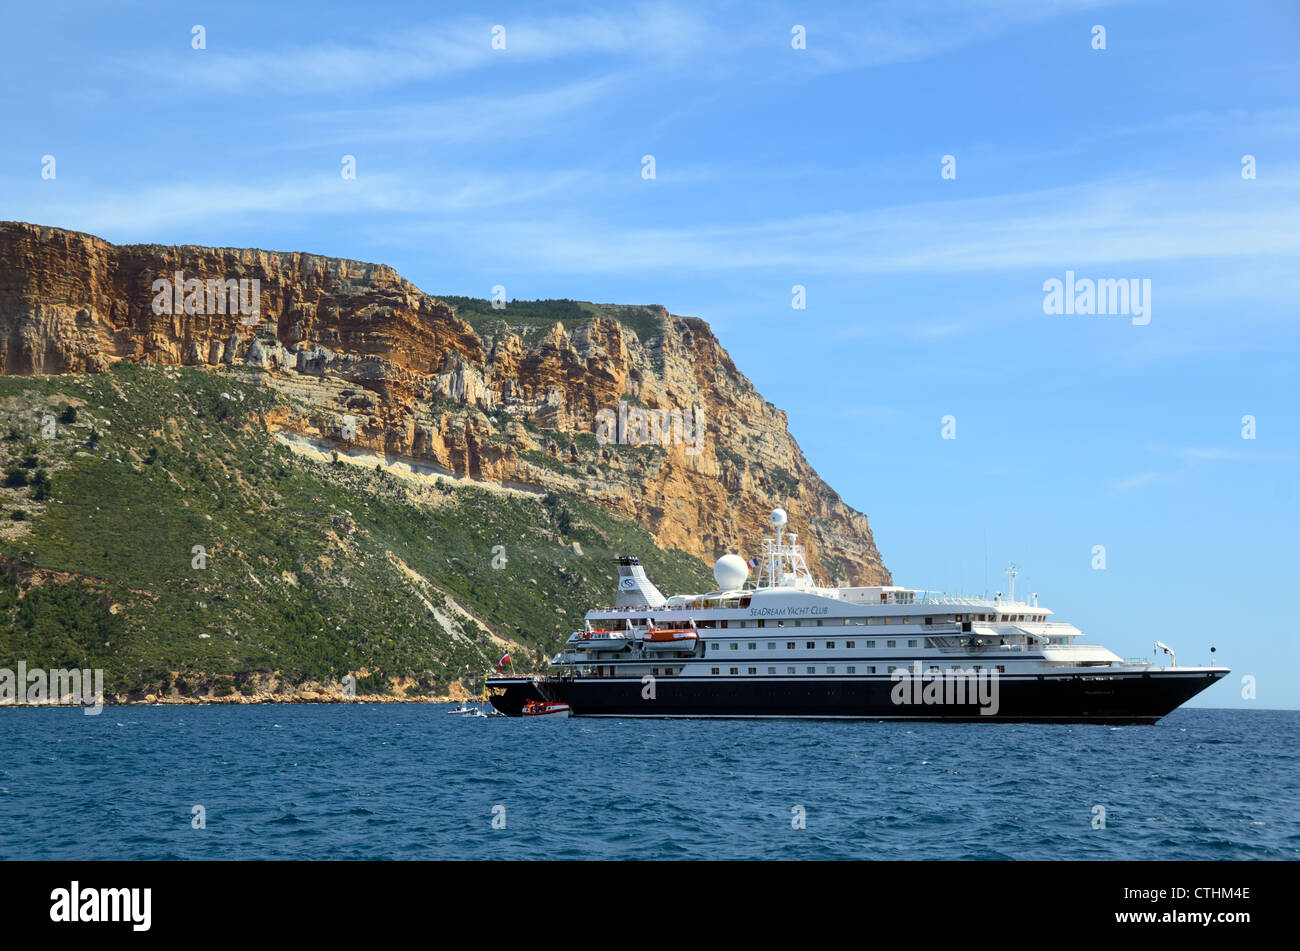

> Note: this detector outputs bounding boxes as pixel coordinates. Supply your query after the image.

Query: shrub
[58,406,77,425]
[29,469,52,501]
[3,467,28,488]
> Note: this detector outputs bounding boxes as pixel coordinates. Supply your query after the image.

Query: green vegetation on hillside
[440,296,669,344]
[0,362,711,698]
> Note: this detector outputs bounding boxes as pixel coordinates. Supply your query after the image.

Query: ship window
[887,665,897,673]
[954,615,963,622]
[887,640,896,648]
[883,618,891,625]
[816,620,824,627]
[925,617,933,625]
[902,618,911,624]
[729,667,738,675]
[777,620,785,627]
[787,642,795,650]
[997,665,1006,673]
[768,667,776,675]
[867,666,876,674]
[730,642,738,650]
[908,639,918,648]
[843,618,851,625]
[794,620,803,627]
[757,620,766,628]
[866,640,875,648]
[652,668,659,676]
[787,667,796,675]
[748,667,757,675]
[846,641,855,648]
[720,621,728,629]
[826,642,835,649]
[973,665,982,672]
[768,642,776,650]
[827,666,836,674]
[663,668,672,676]
[711,668,719,675]
[748,642,757,650]
[806,641,815,649]
[806,667,816,674]
[929,666,940,673]
[847,666,856,674]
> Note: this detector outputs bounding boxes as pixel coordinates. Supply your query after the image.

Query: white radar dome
[771,507,788,528]
[713,554,749,591]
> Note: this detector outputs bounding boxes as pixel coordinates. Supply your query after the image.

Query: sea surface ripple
[0,706,1295,860]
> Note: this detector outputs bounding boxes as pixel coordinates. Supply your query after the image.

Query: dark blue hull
[490,669,1228,723]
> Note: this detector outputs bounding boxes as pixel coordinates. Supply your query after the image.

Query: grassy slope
[0,362,711,698]
[439,296,669,344]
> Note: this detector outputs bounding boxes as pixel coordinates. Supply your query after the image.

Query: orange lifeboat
[641,626,699,651]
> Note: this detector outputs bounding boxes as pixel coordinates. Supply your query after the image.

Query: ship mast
[755,508,813,589]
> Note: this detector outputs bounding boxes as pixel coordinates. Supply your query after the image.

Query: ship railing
[934,642,1026,652]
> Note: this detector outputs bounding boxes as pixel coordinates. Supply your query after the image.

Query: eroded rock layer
[0,221,889,585]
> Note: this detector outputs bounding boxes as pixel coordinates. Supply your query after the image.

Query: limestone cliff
[0,221,889,585]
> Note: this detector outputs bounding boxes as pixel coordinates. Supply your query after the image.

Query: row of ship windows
[715,614,1046,628]
[702,665,1008,675]
[711,640,920,652]
[587,664,1010,676]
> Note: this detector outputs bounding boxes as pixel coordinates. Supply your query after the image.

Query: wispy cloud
[1108,471,1178,493]
[1145,444,1300,464]
[410,167,1300,275]
[135,7,714,95]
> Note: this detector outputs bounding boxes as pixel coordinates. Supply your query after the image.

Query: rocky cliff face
[0,221,889,585]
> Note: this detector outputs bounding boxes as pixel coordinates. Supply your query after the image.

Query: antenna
[1005,563,1019,603]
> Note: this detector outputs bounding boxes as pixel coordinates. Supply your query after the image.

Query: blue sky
[2,1,1297,708]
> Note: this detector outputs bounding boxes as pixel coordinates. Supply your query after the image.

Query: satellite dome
[713,554,749,591]
[771,507,788,528]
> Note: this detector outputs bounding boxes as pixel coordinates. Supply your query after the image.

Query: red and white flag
[496,653,511,673]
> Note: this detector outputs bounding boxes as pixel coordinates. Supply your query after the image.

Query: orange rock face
[0,221,890,585]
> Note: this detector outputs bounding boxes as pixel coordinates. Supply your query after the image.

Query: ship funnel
[614,557,666,609]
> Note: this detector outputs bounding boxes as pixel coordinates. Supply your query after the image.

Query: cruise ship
[487,509,1227,722]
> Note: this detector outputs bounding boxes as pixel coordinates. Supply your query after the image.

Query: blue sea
[0,706,1295,860]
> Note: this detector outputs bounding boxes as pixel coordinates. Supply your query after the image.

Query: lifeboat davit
[570,629,631,651]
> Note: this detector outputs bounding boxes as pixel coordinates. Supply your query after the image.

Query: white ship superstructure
[490,509,1227,721]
